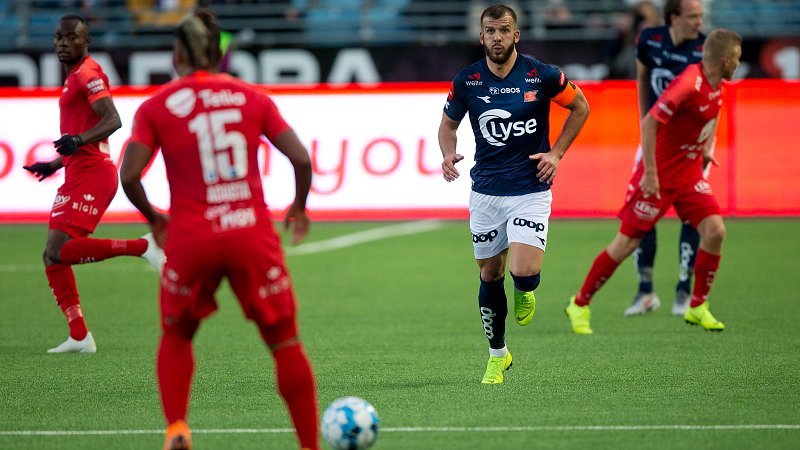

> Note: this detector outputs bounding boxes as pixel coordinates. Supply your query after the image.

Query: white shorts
[469,190,552,259]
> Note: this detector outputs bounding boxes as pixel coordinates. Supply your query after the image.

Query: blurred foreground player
[24,15,164,354]
[566,29,742,334]
[120,10,318,450]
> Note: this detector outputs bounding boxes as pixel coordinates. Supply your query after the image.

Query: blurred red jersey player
[566,29,743,334]
[23,14,164,354]
[120,10,318,450]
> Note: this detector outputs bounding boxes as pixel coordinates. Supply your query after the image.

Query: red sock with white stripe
[59,237,148,265]
[690,249,721,308]
[45,264,87,340]
[575,250,620,306]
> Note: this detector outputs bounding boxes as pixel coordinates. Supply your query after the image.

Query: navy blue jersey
[637,26,705,109]
[444,54,571,196]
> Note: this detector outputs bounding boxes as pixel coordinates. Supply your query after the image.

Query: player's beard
[483,41,515,65]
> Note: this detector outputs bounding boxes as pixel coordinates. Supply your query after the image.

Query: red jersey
[59,56,113,171]
[646,63,723,189]
[130,71,290,251]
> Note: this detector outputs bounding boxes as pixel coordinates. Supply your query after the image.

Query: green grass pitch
[0,219,798,449]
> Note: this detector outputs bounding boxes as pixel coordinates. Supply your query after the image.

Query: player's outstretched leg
[59,236,147,265]
[674,222,700,316]
[511,272,539,326]
[625,228,660,316]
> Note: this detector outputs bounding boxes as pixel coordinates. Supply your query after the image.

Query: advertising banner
[0,80,798,222]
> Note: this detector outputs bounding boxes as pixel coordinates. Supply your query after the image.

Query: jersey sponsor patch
[166,87,197,118]
[524,90,537,102]
[559,71,566,86]
[86,78,106,94]
[633,199,660,221]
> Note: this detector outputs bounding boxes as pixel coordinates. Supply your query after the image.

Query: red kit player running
[23,15,164,354]
[120,10,318,450]
[565,29,742,334]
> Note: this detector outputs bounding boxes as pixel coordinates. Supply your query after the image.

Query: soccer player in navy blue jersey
[626,0,708,318]
[438,4,589,384]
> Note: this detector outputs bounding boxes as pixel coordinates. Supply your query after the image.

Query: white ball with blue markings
[322,396,380,450]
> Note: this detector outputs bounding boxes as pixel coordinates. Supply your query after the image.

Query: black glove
[23,162,58,182]
[54,134,84,156]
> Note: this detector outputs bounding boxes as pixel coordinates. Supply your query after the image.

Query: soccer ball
[321,396,380,450]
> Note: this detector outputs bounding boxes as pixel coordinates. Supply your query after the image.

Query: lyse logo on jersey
[478,109,537,147]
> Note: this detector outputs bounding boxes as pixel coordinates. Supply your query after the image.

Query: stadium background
[0,0,799,223]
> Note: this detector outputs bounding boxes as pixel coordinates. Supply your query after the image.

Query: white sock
[489,345,507,358]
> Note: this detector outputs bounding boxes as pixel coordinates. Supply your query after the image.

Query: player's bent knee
[258,318,299,349]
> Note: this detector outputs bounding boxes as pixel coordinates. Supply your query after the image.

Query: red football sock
[576,250,620,306]
[46,264,87,340]
[157,334,195,425]
[690,249,721,307]
[273,344,319,450]
[59,237,148,265]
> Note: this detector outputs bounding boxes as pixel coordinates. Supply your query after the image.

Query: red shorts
[49,161,118,237]
[159,231,298,341]
[618,172,721,239]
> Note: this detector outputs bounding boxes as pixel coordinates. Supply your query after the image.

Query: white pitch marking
[285,220,445,256]
[2,424,799,436]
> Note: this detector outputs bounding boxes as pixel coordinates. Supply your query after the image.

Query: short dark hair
[480,4,518,28]
[663,0,683,26]
[59,14,89,30]
[175,9,222,70]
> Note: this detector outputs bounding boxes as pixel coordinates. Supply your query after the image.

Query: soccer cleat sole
[685,319,724,332]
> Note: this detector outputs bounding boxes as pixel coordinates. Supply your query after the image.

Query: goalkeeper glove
[23,162,59,181]
[54,134,84,156]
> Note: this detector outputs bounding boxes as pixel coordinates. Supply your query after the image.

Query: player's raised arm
[271,128,312,245]
[438,113,463,182]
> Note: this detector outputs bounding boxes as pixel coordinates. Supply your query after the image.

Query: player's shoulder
[73,56,107,81]
[453,59,484,83]
[638,26,669,47]
[518,54,558,75]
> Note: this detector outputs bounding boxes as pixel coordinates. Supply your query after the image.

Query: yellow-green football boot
[481,351,513,384]
[684,302,725,331]
[565,295,593,334]
[514,289,536,326]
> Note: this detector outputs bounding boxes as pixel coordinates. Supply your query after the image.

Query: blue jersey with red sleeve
[443,54,575,196]
[637,26,705,109]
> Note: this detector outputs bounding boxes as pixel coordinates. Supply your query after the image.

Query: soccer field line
[0,220,445,272]
[285,220,446,256]
[3,424,799,436]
